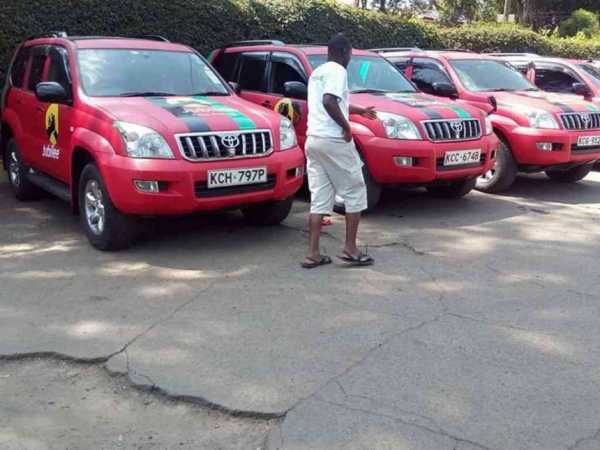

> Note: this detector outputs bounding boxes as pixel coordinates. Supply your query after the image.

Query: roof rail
[370,47,423,53]
[488,52,540,58]
[434,48,474,53]
[223,40,285,49]
[131,34,170,42]
[25,31,68,41]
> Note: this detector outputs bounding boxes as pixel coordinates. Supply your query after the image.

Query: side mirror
[35,82,70,104]
[488,95,498,115]
[432,81,458,99]
[229,81,241,95]
[283,81,307,100]
[573,82,593,99]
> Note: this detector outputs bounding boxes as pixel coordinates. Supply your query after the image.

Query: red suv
[1,33,304,250]
[210,41,499,209]
[377,49,600,192]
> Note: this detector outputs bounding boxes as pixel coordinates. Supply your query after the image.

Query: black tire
[476,139,518,193]
[427,177,476,198]
[78,163,138,251]
[545,163,593,183]
[333,165,382,214]
[242,197,294,226]
[5,138,43,201]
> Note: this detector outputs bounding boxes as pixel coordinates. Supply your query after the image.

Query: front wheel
[545,163,593,183]
[242,197,294,226]
[476,140,517,193]
[79,164,138,251]
[333,165,382,214]
[427,177,476,198]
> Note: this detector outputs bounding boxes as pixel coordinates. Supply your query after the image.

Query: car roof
[24,36,192,52]
[222,43,377,57]
[378,50,489,60]
[490,54,586,66]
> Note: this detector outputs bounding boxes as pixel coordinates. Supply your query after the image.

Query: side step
[27,170,71,202]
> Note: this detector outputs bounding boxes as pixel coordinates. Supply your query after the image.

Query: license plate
[443,149,481,167]
[577,136,600,147]
[207,167,267,189]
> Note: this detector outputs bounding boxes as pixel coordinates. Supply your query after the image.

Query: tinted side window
[27,47,47,91]
[47,46,71,92]
[238,53,268,92]
[535,66,580,93]
[412,58,452,94]
[10,46,31,88]
[214,52,240,81]
[391,57,410,71]
[270,53,306,95]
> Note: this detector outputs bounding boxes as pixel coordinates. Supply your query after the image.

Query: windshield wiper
[191,91,229,96]
[480,88,516,92]
[118,92,176,97]
[351,88,388,94]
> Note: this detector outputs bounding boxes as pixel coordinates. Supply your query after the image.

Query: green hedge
[1,0,600,86]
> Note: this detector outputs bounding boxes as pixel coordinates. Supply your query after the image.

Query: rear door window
[27,46,48,91]
[412,58,453,94]
[238,52,268,92]
[214,51,241,81]
[10,46,32,88]
[269,52,306,95]
[535,64,581,93]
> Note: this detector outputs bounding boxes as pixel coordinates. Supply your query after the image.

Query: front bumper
[355,134,499,184]
[97,147,305,215]
[506,127,600,166]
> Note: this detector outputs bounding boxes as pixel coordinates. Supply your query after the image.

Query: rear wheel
[545,163,593,183]
[476,140,517,193]
[427,177,476,198]
[242,197,294,226]
[5,138,43,201]
[79,163,138,251]
[333,165,382,214]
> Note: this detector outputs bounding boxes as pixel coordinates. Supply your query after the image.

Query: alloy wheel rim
[8,150,20,187]
[481,160,499,182]
[84,180,105,236]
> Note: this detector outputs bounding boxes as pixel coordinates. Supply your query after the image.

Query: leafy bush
[1,0,600,86]
[559,9,599,38]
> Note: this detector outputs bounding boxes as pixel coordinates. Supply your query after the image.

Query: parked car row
[1,33,598,250]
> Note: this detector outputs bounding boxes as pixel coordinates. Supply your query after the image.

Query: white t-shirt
[307,61,349,139]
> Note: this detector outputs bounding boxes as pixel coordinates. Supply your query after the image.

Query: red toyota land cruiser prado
[1,33,304,250]
[377,49,600,192]
[210,41,499,210]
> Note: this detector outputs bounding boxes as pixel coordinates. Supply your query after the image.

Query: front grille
[436,153,487,171]
[560,112,600,130]
[195,175,276,198]
[423,119,481,142]
[177,130,273,161]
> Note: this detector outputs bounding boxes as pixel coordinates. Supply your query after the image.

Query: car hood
[89,95,277,135]
[491,91,600,115]
[351,92,486,121]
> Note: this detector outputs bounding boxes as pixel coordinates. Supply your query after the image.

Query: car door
[264,52,309,150]
[21,45,49,172]
[4,45,32,163]
[411,57,454,95]
[235,52,270,108]
[41,45,74,182]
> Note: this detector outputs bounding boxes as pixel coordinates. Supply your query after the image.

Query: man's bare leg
[307,213,325,261]
[343,212,361,257]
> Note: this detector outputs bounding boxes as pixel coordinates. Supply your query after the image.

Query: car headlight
[279,117,297,150]
[114,121,174,159]
[378,112,422,140]
[526,110,559,129]
[485,116,494,135]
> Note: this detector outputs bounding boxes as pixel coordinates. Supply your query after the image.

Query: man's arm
[350,104,378,119]
[323,93,353,142]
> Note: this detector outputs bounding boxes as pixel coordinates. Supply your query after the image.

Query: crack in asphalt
[566,426,600,450]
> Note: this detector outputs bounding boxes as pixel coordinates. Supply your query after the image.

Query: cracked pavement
[1,171,600,449]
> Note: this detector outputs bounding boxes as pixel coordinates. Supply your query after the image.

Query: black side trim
[27,171,71,202]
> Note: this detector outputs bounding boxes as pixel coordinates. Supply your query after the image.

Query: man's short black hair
[328,33,352,56]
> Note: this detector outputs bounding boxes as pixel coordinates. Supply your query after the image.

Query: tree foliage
[559,8,599,37]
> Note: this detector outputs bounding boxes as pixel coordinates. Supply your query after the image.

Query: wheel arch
[71,147,97,214]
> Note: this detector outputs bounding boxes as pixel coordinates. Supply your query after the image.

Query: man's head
[328,33,352,68]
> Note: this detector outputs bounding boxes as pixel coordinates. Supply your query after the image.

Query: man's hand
[342,126,353,143]
[360,106,377,120]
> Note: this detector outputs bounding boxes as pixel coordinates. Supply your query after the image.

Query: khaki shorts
[305,136,367,215]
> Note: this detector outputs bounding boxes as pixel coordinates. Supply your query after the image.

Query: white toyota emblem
[450,121,464,138]
[221,135,240,149]
[580,113,591,128]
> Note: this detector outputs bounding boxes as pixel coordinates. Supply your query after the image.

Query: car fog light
[536,142,553,152]
[134,180,160,193]
[394,156,414,167]
[294,166,305,177]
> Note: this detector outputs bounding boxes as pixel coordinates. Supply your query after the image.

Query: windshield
[77,49,229,97]
[579,64,600,87]
[308,55,416,93]
[450,59,537,92]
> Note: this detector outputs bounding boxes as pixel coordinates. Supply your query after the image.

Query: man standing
[302,34,377,269]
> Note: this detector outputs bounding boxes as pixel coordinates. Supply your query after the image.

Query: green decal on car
[448,105,471,119]
[193,96,257,130]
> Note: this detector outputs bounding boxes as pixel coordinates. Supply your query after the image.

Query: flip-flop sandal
[337,252,374,267]
[301,255,333,269]
[321,216,333,226]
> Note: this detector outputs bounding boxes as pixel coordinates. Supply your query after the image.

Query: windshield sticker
[358,62,371,83]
